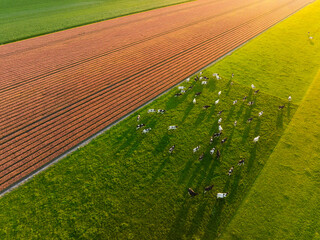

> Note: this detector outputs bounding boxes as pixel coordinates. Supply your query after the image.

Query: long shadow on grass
[194,110,207,126]
[153,134,171,155]
[167,199,193,240]
[178,157,195,184]
[180,102,195,123]
[166,91,189,110]
[277,110,284,129]
[241,123,252,144]
[247,143,257,172]
[150,156,170,183]
[186,201,208,238]
[202,195,228,239]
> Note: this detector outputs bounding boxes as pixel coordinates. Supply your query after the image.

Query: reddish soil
[0,0,313,192]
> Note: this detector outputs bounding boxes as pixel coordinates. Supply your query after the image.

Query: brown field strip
[0,0,313,192]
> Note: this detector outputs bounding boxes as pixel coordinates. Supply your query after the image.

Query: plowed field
[0,0,313,192]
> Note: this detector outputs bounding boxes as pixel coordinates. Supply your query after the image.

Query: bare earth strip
[0,0,314,192]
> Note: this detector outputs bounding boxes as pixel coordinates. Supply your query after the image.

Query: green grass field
[0,0,189,44]
[1,0,320,239]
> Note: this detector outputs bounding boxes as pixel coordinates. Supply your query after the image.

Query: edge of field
[0,0,192,45]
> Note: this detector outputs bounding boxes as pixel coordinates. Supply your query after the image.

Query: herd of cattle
[135,72,291,199]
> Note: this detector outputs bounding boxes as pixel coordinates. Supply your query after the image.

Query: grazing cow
[199,152,204,161]
[232,73,234,78]
[233,100,238,105]
[216,74,221,80]
[148,109,156,113]
[169,145,175,154]
[234,120,237,127]
[279,105,285,110]
[213,73,218,77]
[174,93,182,97]
[288,96,292,101]
[200,71,203,75]
[158,109,166,114]
[188,85,194,90]
[308,32,313,40]
[218,91,222,96]
[243,96,248,101]
[230,81,234,86]
[195,92,202,97]
[181,90,185,93]
[217,110,224,116]
[228,166,234,176]
[254,90,260,94]
[213,132,222,138]
[186,78,190,82]
[201,81,207,85]
[253,136,260,142]
[188,188,198,197]
[248,101,254,106]
[137,114,140,121]
[178,86,185,90]
[136,124,145,129]
[200,76,203,80]
[219,125,223,132]
[193,145,200,153]
[251,84,255,89]
[217,192,228,198]
[210,147,215,155]
[238,158,245,166]
[215,99,220,105]
[210,136,214,144]
[168,125,178,130]
[194,76,199,82]
[193,98,197,104]
[142,128,151,134]
[221,138,227,144]
[247,117,253,123]
[259,111,264,117]
[218,118,222,124]
[216,149,221,159]
[204,185,214,194]
[203,105,211,109]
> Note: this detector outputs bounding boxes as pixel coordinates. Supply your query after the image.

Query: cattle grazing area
[1,0,320,240]
[0,0,312,193]
[0,74,297,239]
[0,0,188,44]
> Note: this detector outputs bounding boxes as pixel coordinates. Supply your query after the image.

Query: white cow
[253,136,260,142]
[233,100,238,105]
[148,109,156,113]
[251,84,255,89]
[218,118,222,124]
[217,193,228,198]
[215,99,220,105]
[178,86,185,90]
[218,91,222,96]
[193,98,197,104]
[288,96,292,101]
[210,148,215,155]
[259,111,264,117]
[168,125,178,130]
[201,81,207,85]
[219,125,223,132]
[142,128,151,133]
[193,145,200,153]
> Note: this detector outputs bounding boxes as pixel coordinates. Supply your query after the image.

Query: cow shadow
[287,102,291,118]
[150,156,170,183]
[166,91,189,110]
[194,110,207,126]
[247,143,257,172]
[277,110,284,129]
[180,103,195,123]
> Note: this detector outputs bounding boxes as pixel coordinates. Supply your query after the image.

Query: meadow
[1,0,320,239]
[0,0,189,44]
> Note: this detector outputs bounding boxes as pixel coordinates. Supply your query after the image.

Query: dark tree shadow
[194,110,207,126]
[150,156,170,183]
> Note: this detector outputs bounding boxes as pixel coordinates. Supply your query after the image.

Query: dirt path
[0,0,313,192]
